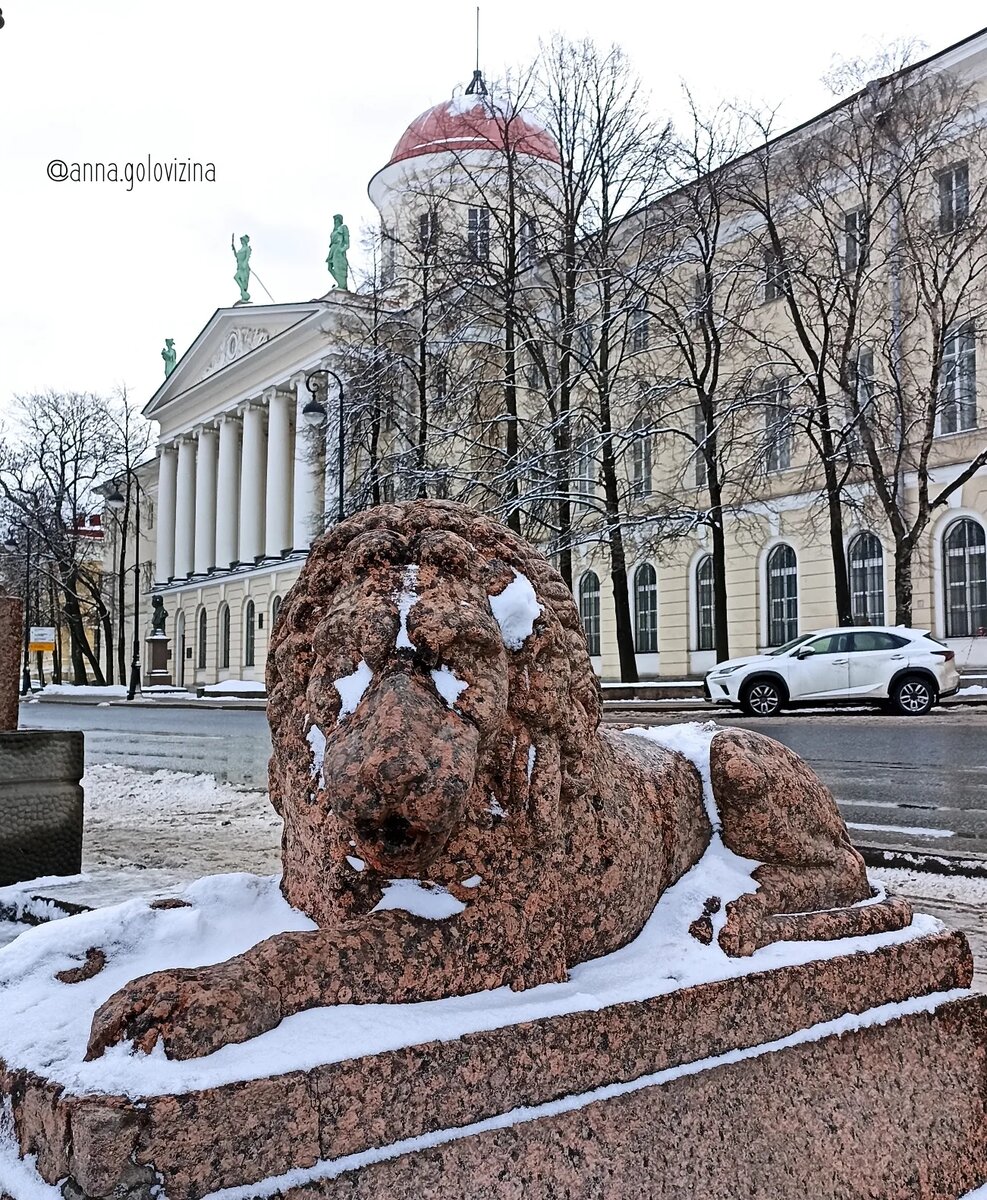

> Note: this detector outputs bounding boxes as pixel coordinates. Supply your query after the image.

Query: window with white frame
[763,245,786,302]
[468,206,491,262]
[766,544,798,646]
[937,162,969,234]
[944,519,987,638]
[847,532,885,625]
[696,555,714,652]
[578,322,595,362]
[633,562,658,653]
[197,609,207,670]
[381,227,396,284]
[844,207,869,273]
[939,321,976,435]
[631,433,652,500]
[848,348,875,450]
[578,571,601,656]
[630,307,650,351]
[244,600,256,667]
[520,214,539,268]
[695,403,708,487]
[573,435,596,500]
[765,379,792,472]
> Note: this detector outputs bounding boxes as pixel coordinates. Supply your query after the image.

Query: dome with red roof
[385,86,560,169]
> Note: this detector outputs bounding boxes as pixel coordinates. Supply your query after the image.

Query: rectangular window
[848,348,875,450]
[694,271,711,324]
[763,246,786,302]
[520,214,538,268]
[765,379,792,472]
[631,434,652,500]
[574,436,595,500]
[578,322,595,361]
[468,206,490,262]
[418,210,439,255]
[937,162,969,234]
[381,227,396,285]
[939,320,977,435]
[630,307,650,352]
[844,207,869,272]
[695,404,708,487]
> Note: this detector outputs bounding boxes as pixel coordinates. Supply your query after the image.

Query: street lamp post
[106,473,143,701]
[4,522,33,695]
[303,368,345,524]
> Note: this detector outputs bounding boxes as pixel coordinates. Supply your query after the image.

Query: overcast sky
[0,1,983,425]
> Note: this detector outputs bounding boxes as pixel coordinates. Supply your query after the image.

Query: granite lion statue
[87,501,911,1060]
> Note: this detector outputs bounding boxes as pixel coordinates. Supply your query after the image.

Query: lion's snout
[329,670,480,874]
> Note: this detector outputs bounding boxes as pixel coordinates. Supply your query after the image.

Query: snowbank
[201,680,266,694]
[36,684,128,698]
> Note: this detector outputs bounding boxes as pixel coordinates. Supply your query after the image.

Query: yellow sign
[28,625,56,653]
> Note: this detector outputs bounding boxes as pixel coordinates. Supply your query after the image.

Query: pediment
[144,303,324,417]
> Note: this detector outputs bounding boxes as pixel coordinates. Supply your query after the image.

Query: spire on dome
[465,69,488,97]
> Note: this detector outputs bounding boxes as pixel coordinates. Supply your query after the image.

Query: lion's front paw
[85,964,282,1061]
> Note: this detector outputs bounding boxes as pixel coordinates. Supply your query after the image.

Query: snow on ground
[959,685,987,696]
[36,684,128,698]
[201,680,267,694]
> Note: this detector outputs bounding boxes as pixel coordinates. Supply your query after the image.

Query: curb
[858,845,987,879]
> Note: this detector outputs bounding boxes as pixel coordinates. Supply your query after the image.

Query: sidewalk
[1,764,984,993]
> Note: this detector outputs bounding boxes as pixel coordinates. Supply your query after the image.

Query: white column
[238,403,267,563]
[193,426,218,575]
[292,374,325,551]
[174,437,197,579]
[215,415,241,568]
[154,444,178,584]
[265,389,294,558]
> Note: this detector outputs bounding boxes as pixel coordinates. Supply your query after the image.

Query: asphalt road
[19,699,987,858]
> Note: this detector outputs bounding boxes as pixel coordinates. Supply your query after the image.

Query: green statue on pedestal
[161,338,177,377]
[232,234,252,303]
[326,214,350,290]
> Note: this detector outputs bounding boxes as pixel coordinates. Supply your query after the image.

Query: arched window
[220,604,231,670]
[244,600,256,667]
[578,572,601,656]
[766,544,798,646]
[944,519,987,637]
[197,608,207,670]
[848,532,885,626]
[696,555,714,651]
[634,563,658,654]
[271,595,282,629]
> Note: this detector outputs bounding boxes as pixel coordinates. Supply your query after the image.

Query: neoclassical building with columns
[140,37,987,688]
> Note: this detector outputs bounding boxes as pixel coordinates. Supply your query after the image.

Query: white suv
[704,627,960,717]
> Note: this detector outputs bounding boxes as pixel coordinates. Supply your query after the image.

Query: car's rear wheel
[740,679,783,717]
[889,675,936,716]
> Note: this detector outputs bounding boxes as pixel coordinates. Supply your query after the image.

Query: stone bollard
[0,593,85,885]
[0,594,22,731]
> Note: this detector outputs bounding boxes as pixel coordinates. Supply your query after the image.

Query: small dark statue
[150,595,168,637]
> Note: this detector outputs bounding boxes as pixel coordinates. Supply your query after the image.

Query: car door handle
[833,658,848,665]
[890,654,905,660]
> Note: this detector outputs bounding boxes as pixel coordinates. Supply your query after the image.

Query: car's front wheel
[889,675,936,716]
[740,679,783,717]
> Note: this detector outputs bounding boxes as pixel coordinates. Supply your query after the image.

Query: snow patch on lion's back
[488,570,542,650]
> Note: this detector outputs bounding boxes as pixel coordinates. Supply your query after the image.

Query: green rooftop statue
[161,338,177,378]
[326,214,350,290]
[232,233,252,303]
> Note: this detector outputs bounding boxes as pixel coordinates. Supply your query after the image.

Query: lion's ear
[345,530,410,576]
[415,530,479,581]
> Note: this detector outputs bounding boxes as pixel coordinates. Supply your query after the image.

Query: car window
[851,631,909,652]
[766,634,813,656]
[804,633,850,654]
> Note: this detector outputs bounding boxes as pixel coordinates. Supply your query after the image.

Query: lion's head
[266,501,601,924]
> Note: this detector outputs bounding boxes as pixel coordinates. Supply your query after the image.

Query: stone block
[0,730,84,887]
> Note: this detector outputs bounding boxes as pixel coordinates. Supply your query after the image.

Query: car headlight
[710,665,742,677]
